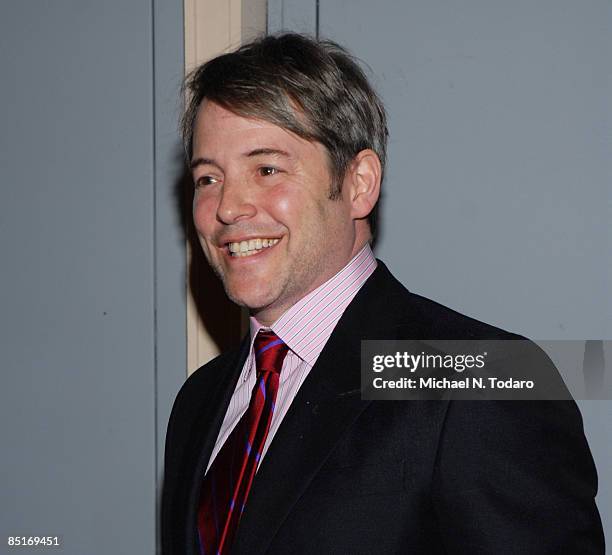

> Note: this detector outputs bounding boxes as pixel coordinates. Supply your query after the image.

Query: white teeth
[227,238,280,256]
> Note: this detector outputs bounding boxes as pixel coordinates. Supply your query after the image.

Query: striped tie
[197,330,288,555]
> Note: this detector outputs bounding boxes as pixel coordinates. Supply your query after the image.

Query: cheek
[266,184,314,227]
[193,193,219,235]
[269,194,293,220]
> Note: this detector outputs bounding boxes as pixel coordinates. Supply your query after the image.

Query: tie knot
[254,330,288,375]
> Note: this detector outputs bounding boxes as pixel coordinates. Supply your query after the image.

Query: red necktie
[197,330,289,555]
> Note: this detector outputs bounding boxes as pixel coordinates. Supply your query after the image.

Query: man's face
[191,101,361,325]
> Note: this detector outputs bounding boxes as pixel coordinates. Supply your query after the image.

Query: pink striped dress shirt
[206,244,377,471]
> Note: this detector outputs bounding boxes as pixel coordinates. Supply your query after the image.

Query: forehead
[192,101,322,160]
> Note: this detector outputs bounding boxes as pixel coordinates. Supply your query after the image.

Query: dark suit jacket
[162,262,604,554]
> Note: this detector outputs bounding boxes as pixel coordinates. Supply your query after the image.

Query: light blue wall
[271,0,611,540]
[0,2,185,554]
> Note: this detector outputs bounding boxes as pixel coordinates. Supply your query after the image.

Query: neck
[250,240,372,327]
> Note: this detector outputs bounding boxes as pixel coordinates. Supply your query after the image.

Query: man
[162,33,604,554]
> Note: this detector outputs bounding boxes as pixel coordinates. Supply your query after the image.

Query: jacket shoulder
[404,290,522,340]
[370,261,522,340]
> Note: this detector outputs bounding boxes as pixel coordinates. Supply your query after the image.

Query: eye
[258,166,280,177]
[195,175,219,188]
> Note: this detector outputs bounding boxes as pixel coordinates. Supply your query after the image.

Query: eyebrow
[245,148,292,159]
[190,157,218,170]
[190,148,292,170]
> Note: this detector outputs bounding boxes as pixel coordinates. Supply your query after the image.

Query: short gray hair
[182,33,388,238]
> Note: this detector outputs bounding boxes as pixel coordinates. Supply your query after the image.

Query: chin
[224,284,277,313]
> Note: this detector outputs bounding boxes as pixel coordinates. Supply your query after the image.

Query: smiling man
[162,34,603,555]
[189,100,378,325]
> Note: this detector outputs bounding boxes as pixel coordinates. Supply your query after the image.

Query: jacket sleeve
[431,399,605,553]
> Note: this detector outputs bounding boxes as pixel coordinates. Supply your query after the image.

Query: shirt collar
[249,244,377,367]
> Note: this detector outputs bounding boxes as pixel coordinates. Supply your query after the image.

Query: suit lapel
[232,263,413,555]
[184,337,251,555]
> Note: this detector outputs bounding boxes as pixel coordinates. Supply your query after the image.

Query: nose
[216,178,257,225]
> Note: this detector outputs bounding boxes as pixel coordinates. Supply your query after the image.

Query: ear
[344,149,382,221]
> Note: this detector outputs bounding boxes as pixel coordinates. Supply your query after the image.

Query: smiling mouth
[227,238,280,257]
